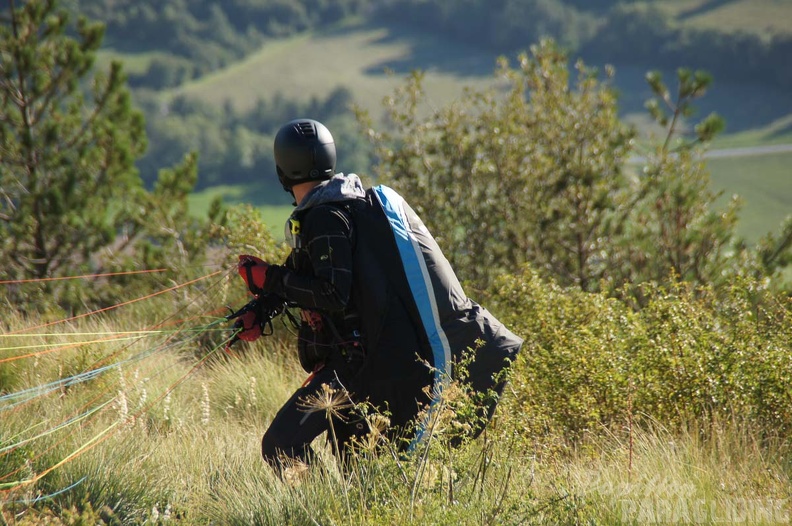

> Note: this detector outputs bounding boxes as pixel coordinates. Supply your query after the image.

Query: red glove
[232,309,263,342]
[238,254,270,296]
[224,300,264,353]
[224,295,287,352]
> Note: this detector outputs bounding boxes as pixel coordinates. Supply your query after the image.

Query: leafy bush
[490,267,792,440]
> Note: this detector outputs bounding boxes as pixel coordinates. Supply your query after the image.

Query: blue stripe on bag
[373,185,451,450]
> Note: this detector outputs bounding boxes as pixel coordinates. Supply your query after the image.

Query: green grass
[189,184,294,238]
[651,0,792,37]
[708,150,792,242]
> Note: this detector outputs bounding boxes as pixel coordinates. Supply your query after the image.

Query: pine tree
[0,0,206,310]
[0,1,144,277]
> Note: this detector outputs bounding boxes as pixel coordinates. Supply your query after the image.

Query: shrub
[490,267,792,441]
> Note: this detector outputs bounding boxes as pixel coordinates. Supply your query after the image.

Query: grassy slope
[651,0,792,36]
[171,19,498,116]
[708,151,792,241]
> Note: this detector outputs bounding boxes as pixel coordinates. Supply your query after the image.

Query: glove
[225,300,265,351]
[232,309,263,342]
[225,295,288,351]
[238,254,270,296]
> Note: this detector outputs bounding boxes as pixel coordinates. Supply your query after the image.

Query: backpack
[343,185,523,448]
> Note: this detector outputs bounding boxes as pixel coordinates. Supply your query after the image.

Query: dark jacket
[264,174,523,445]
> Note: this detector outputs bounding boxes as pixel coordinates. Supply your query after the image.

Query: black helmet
[274,119,336,191]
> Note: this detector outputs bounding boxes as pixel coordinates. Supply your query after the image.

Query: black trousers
[261,359,366,472]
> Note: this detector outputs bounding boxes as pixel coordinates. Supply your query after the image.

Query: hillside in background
[85,0,792,241]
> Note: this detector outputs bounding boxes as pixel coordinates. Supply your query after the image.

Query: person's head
[273,119,336,196]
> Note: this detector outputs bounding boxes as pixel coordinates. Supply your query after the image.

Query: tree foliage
[0,0,206,311]
[364,40,633,290]
[375,0,792,92]
[363,40,790,294]
[1,0,142,297]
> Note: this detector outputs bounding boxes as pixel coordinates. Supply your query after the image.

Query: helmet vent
[296,122,316,137]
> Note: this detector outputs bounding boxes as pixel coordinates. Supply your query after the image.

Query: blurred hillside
[79,0,791,239]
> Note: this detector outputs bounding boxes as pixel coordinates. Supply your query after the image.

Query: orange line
[0,308,227,365]
[0,319,226,482]
[7,270,223,335]
[0,335,140,364]
[0,270,235,489]
[0,268,169,285]
[4,340,225,490]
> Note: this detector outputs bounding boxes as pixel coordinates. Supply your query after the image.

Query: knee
[261,426,313,469]
[261,427,283,465]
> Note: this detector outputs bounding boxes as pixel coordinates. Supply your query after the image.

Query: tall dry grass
[1,278,791,524]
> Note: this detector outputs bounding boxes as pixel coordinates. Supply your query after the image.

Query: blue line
[0,323,223,410]
[2,477,86,504]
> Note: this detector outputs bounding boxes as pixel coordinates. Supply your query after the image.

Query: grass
[651,0,792,37]
[708,150,792,242]
[2,294,790,524]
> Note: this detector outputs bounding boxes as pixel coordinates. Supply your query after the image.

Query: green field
[708,150,792,242]
[188,184,294,236]
[170,19,499,117]
[651,0,792,36]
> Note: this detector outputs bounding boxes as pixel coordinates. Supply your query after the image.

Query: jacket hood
[292,173,366,213]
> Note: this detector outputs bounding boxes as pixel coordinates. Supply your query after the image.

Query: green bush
[490,267,792,440]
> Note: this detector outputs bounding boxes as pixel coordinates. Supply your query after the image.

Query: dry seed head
[356,414,391,451]
[201,383,211,423]
[280,456,310,487]
[116,389,129,425]
[248,376,257,409]
[163,392,171,422]
[297,382,354,420]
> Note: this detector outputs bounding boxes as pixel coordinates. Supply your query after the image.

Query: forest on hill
[2,0,790,304]
[61,0,792,197]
